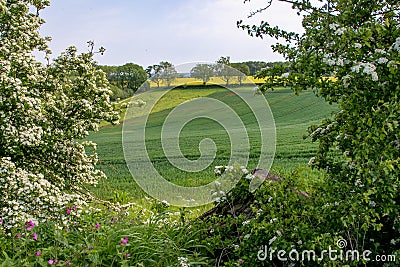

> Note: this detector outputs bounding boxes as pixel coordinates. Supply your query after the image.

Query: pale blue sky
[39,0,302,68]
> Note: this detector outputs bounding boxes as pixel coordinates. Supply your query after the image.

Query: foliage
[0,200,210,266]
[160,61,179,87]
[0,0,118,229]
[147,61,178,87]
[190,64,215,85]
[98,63,147,100]
[195,166,399,266]
[230,63,250,85]
[238,0,400,260]
[240,61,269,76]
[215,57,237,85]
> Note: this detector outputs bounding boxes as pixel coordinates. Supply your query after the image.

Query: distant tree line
[97,63,148,101]
[190,57,288,86]
[98,59,287,100]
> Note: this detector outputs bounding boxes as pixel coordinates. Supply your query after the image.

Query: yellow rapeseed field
[147,76,337,87]
[148,76,267,87]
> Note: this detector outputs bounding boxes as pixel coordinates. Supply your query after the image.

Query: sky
[38,0,303,69]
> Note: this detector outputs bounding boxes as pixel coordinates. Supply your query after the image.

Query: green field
[87,86,337,202]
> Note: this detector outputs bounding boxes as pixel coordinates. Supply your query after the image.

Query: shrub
[238,0,400,261]
[0,0,118,229]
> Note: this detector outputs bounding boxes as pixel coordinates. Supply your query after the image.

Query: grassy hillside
[87,86,336,201]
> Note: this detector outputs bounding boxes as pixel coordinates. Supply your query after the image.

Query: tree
[239,0,400,256]
[147,64,163,87]
[159,61,178,87]
[190,64,214,85]
[147,62,178,87]
[241,61,268,76]
[98,63,147,100]
[215,56,236,85]
[0,0,118,229]
[230,63,250,85]
[101,63,146,90]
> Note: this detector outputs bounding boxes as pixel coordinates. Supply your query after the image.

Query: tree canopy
[215,56,237,85]
[147,61,178,87]
[190,64,214,85]
[99,63,147,91]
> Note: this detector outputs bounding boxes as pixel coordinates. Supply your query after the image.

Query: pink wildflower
[33,233,38,240]
[119,236,128,245]
[25,221,35,231]
[36,252,41,257]
[95,223,100,229]
[48,259,54,265]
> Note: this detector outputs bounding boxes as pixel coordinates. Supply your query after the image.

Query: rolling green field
[87,86,337,202]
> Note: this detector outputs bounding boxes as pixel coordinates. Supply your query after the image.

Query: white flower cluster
[0,2,118,229]
[392,37,400,51]
[281,72,289,78]
[178,257,190,267]
[132,99,146,107]
[354,179,364,188]
[211,180,226,203]
[351,62,379,81]
[0,158,86,229]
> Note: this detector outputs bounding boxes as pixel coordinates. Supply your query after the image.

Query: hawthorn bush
[0,0,118,229]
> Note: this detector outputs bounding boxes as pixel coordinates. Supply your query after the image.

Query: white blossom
[334,27,346,35]
[351,62,379,81]
[323,53,336,66]
[281,72,289,78]
[270,218,278,223]
[225,165,234,171]
[377,57,388,64]
[178,257,190,267]
[355,179,364,188]
[245,174,255,179]
[342,74,352,88]
[329,23,339,30]
[242,220,250,226]
[392,37,400,51]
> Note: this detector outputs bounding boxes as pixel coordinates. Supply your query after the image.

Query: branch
[247,0,273,18]
[244,0,334,15]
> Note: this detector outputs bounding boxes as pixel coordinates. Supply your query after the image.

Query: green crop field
[87,86,337,202]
